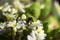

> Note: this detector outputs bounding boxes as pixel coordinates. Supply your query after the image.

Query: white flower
[3,3,17,19]
[32,20,43,30]
[3,2,17,14]
[27,27,46,40]
[0,22,6,30]
[12,8,18,14]
[7,20,26,31]
[27,20,46,40]
[3,2,11,12]
[36,20,43,27]
[54,1,60,16]
[3,13,17,19]
[21,14,26,20]
[27,31,36,40]
[13,0,25,12]
[16,21,26,29]
[7,20,17,32]
[7,20,16,27]
[35,28,46,40]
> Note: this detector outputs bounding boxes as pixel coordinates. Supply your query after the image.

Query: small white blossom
[36,20,43,27]
[13,0,25,12]
[3,13,17,19]
[54,1,60,16]
[3,2,11,12]
[11,8,18,14]
[7,20,17,32]
[31,20,43,30]
[16,21,26,29]
[27,20,46,40]
[27,27,46,40]
[7,20,16,27]
[0,22,6,30]
[21,14,26,20]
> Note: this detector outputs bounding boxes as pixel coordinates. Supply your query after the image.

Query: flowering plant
[0,0,60,40]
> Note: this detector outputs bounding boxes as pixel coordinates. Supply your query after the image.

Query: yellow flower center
[32,22,36,25]
[11,23,16,27]
[36,29,41,34]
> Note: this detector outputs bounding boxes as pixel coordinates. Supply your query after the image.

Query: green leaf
[40,0,52,18]
[26,2,41,21]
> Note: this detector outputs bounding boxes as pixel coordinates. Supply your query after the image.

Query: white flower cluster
[0,20,46,40]
[0,0,46,40]
[27,20,46,40]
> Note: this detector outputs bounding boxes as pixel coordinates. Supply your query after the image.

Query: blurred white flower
[27,20,46,40]
[27,31,36,40]
[7,20,16,27]
[35,28,46,40]
[16,21,26,29]
[3,2,18,14]
[27,27,46,40]
[32,20,43,30]
[36,20,43,27]
[0,22,6,30]
[7,20,17,32]
[3,6,17,19]
[13,0,25,12]
[21,14,26,20]
[7,20,26,31]
[3,2,11,12]
[54,1,60,16]
[11,8,17,14]
[3,13,16,19]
